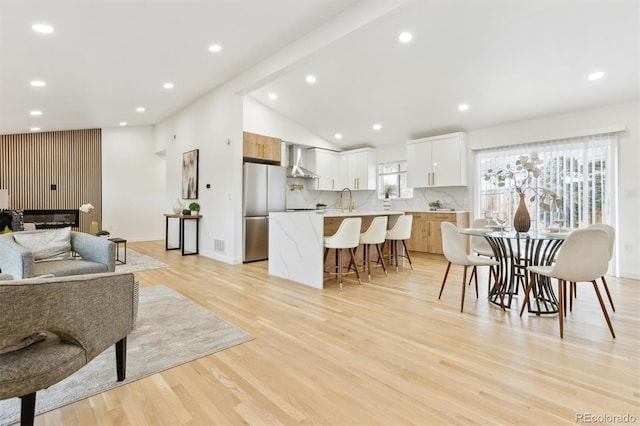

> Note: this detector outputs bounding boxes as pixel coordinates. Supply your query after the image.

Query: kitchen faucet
[339,187,354,213]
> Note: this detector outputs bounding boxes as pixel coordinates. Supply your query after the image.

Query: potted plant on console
[188,202,201,216]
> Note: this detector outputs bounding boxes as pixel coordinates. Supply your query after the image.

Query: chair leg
[338,248,343,290]
[569,281,574,312]
[116,336,127,381]
[563,281,568,318]
[348,248,362,284]
[558,279,564,338]
[460,266,468,312]
[490,266,505,311]
[592,280,616,338]
[375,243,388,276]
[473,266,479,298]
[402,240,413,269]
[438,262,452,299]
[519,271,536,316]
[600,276,616,312]
[20,392,36,426]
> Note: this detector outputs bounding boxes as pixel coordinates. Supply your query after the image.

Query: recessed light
[588,71,605,81]
[458,104,469,111]
[30,127,41,132]
[119,122,127,126]
[30,110,42,116]
[32,24,54,34]
[305,75,317,84]
[136,107,145,112]
[268,93,277,100]
[208,44,222,53]
[372,123,382,131]
[163,82,174,89]
[398,31,412,43]
[334,133,342,140]
[30,80,46,87]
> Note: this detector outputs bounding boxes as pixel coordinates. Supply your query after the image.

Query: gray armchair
[0,230,115,279]
[0,272,137,426]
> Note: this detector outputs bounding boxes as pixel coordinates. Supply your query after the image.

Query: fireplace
[22,209,80,229]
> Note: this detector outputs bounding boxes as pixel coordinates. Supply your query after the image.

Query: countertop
[274,210,405,217]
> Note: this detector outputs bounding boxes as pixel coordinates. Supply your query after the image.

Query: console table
[163,213,201,256]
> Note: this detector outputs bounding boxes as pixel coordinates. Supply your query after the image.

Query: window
[378,161,413,199]
[476,133,616,230]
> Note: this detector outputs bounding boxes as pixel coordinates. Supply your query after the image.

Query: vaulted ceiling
[2,0,638,149]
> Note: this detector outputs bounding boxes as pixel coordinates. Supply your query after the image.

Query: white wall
[154,85,244,263]
[243,97,340,150]
[102,125,166,242]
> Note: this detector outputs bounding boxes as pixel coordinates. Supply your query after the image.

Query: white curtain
[475,133,617,231]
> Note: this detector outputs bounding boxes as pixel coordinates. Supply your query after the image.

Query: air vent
[214,239,225,252]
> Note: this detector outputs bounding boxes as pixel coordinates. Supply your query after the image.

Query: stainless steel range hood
[285,144,318,179]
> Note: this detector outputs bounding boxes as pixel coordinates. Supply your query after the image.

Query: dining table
[459,227,570,314]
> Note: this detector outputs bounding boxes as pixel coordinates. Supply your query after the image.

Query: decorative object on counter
[383,185,395,210]
[96,230,111,238]
[428,200,442,211]
[315,203,327,210]
[182,209,191,215]
[172,198,183,215]
[188,202,200,215]
[182,149,199,199]
[79,203,98,235]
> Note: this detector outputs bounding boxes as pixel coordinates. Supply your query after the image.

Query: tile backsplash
[285,177,470,212]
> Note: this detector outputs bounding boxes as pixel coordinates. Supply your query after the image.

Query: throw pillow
[0,332,47,354]
[13,227,72,262]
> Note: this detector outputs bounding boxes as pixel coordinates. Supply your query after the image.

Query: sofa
[0,228,115,279]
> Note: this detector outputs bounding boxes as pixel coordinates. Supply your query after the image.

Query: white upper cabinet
[342,148,376,190]
[406,132,467,188]
[307,147,377,191]
[307,148,341,190]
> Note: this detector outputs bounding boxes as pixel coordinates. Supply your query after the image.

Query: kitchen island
[269,210,405,289]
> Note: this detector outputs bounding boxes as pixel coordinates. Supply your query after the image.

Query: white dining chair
[324,217,362,290]
[358,216,388,281]
[519,227,614,338]
[568,224,616,312]
[470,218,498,294]
[439,221,505,312]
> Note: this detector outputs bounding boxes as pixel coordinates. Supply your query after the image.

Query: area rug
[0,285,254,426]
[114,248,170,274]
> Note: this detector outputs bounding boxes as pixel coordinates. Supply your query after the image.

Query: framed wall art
[182,149,199,199]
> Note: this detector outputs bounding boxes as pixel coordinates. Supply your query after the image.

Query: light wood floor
[34,241,639,425]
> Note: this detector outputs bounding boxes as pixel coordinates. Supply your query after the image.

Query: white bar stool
[385,215,413,271]
[324,217,362,290]
[358,216,388,281]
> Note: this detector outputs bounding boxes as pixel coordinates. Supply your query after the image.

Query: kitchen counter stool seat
[358,216,388,281]
[384,215,413,271]
[324,217,362,290]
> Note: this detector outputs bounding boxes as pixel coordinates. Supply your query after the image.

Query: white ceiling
[2,0,638,149]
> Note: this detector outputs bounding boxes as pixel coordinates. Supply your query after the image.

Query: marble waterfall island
[269,210,405,289]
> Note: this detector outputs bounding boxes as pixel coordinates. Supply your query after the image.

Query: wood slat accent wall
[0,129,102,233]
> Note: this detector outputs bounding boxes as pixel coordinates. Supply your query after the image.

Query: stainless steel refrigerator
[243,163,287,262]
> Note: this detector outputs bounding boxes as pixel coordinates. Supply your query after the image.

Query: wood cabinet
[405,211,469,254]
[406,132,467,188]
[243,131,282,163]
[307,148,341,190]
